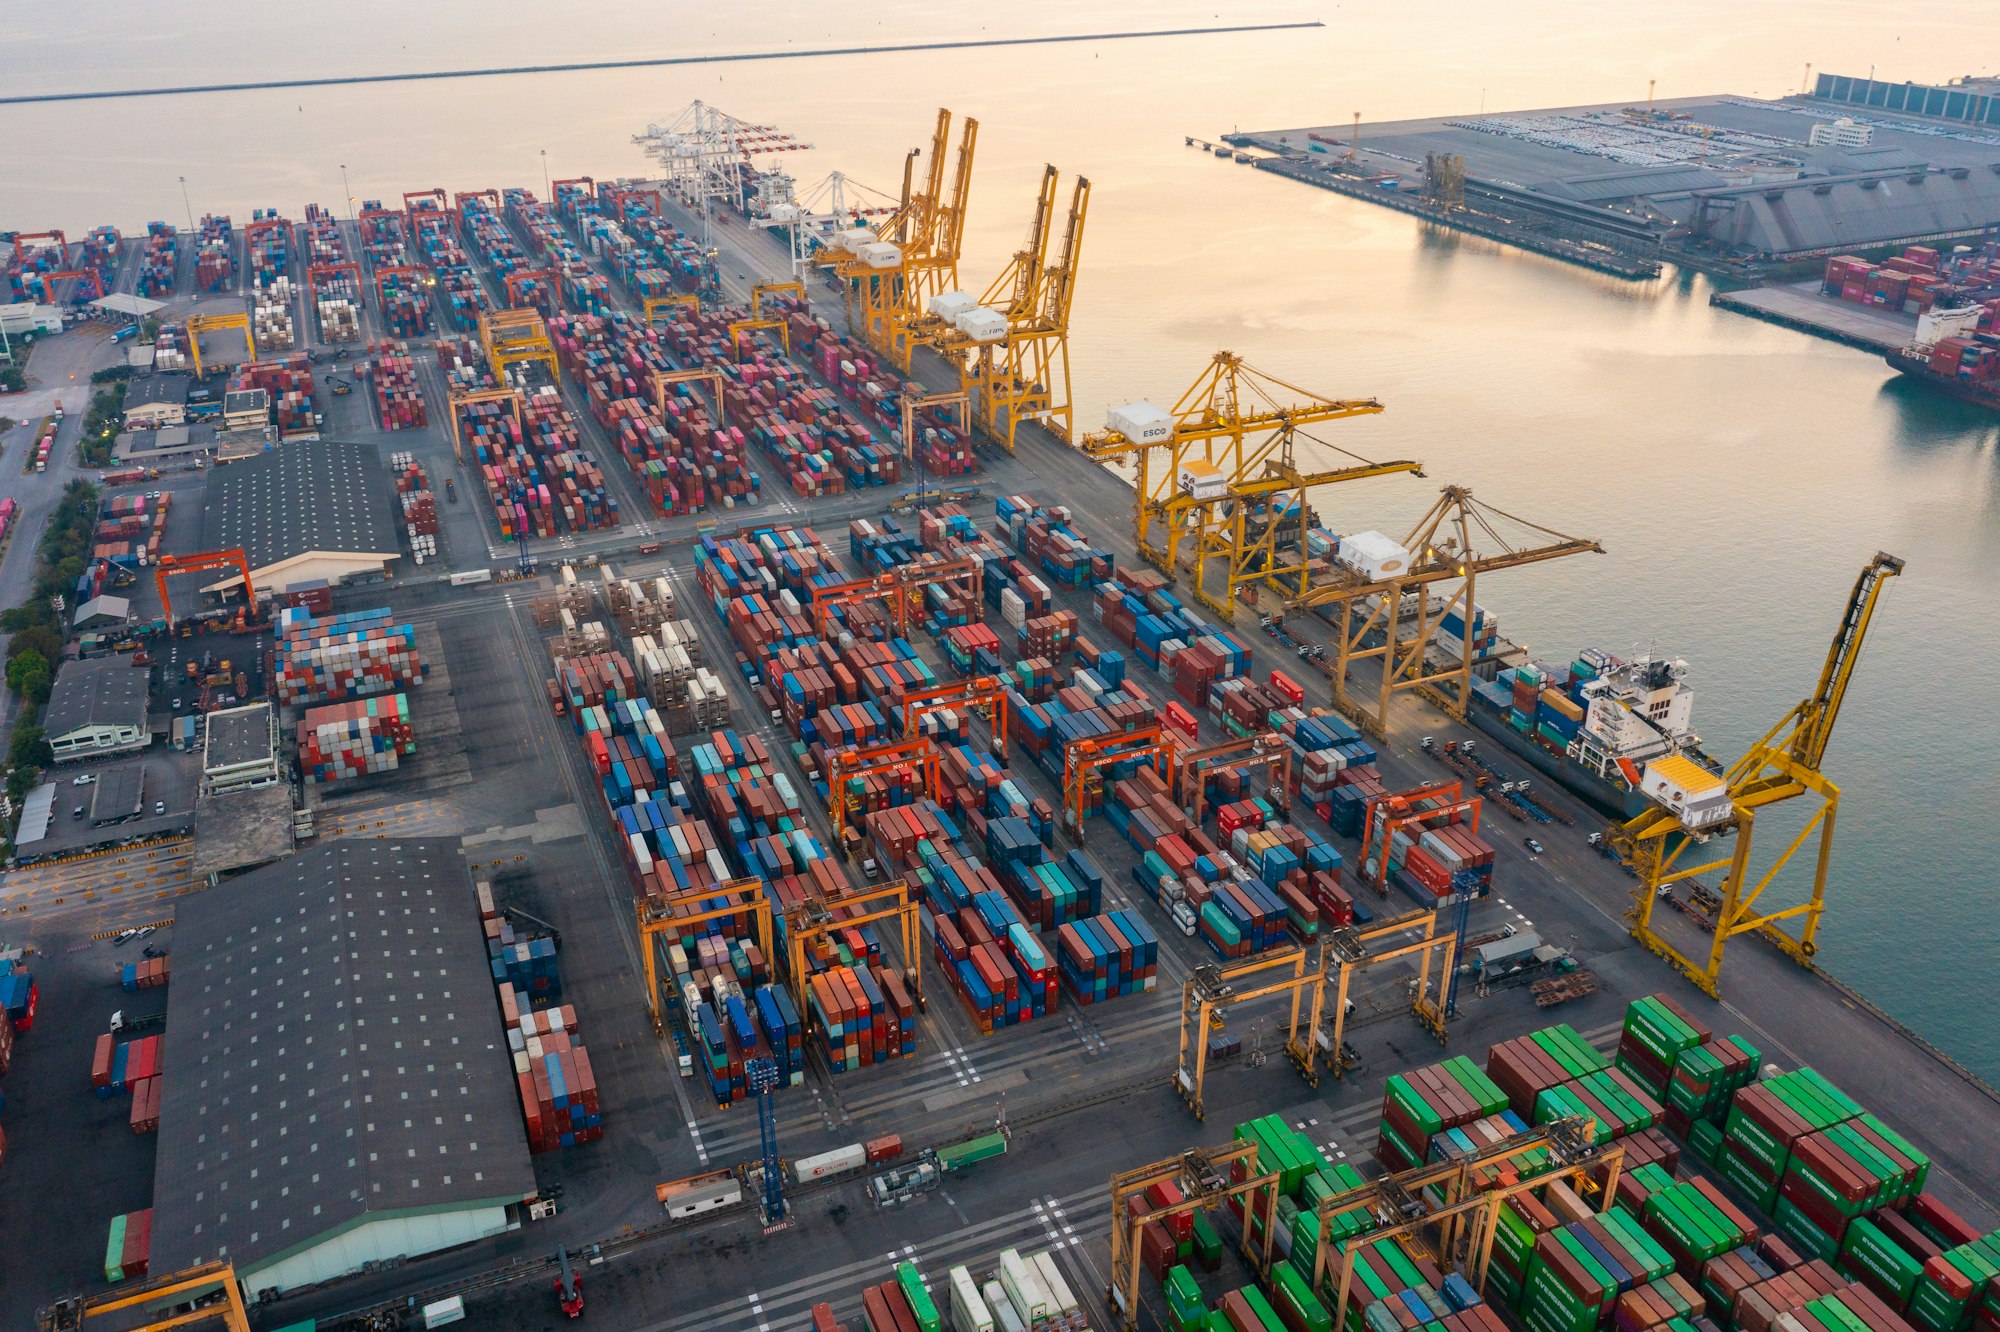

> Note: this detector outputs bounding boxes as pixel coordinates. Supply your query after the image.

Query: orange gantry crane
[1174,731,1293,827]
[504,267,559,314]
[1063,724,1172,840]
[372,263,431,309]
[1357,779,1483,896]
[811,557,982,642]
[652,366,726,424]
[899,675,1012,758]
[637,876,770,1036]
[827,737,941,846]
[155,549,255,626]
[402,188,451,227]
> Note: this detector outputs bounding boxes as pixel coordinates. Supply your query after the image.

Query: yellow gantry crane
[40,1262,250,1332]
[480,306,559,386]
[1172,908,1453,1118]
[819,107,976,370]
[1285,486,1602,739]
[1106,1118,1620,1332]
[1612,552,1905,997]
[903,164,1091,452]
[1081,353,1419,619]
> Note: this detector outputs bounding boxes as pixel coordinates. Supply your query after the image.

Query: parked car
[72,773,96,786]
[1524,836,1545,855]
[154,801,166,816]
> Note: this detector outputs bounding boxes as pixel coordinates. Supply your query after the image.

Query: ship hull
[1466,707,1656,822]
[1886,348,2000,411]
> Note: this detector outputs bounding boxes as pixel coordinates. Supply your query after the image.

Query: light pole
[340,163,353,223]
[540,149,550,199]
[179,176,195,234]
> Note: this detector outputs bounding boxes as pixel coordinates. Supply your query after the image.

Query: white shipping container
[956,307,1009,343]
[998,1249,1048,1326]
[856,241,903,269]
[1030,1251,1079,1317]
[950,1266,996,1332]
[983,1280,1026,1332]
[790,1143,866,1181]
[1001,589,1026,627]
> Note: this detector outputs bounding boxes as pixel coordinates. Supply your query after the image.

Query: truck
[933,1130,1007,1173]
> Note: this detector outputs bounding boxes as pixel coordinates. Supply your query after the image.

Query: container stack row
[134,221,178,299]
[228,355,317,437]
[274,606,425,705]
[103,1209,152,1284]
[413,204,487,331]
[503,187,611,316]
[388,450,439,562]
[89,1032,162,1099]
[472,883,603,1152]
[367,340,429,431]
[297,694,416,783]
[194,214,233,291]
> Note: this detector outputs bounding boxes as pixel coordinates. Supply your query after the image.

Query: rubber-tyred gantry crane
[1612,552,1904,997]
[38,1261,251,1332]
[1286,485,1602,739]
[780,878,925,1021]
[446,386,523,462]
[1356,779,1479,895]
[1082,353,1420,618]
[827,737,939,845]
[155,549,255,625]
[1062,724,1172,841]
[1107,1139,1284,1329]
[1173,731,1292,827]
[480,306,559,386]
[898,675,1012,759]
[637,875,770,1036]
[651,366,725,425]
[186,312,255,379]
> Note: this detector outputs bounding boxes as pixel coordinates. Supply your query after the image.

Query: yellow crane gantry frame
[821,108,977,369]
[445,386,524,462]
[39,1261,250,1332]
[1172,907,1453,1118]
[479,306,559,386]
[186,311,255,379]
[643,292,701,325]
[1303,1118,1623,1332]
[1286,485,1602,739]
[1106,1117,1621,1332]
[1612,552,1904,997]
[1108,1139,1284,1331]
[652,366,726,425]
[781,878,926,1019]
[750,279,805,316]
[638,876,772,1036]
[1081,353,1419,619]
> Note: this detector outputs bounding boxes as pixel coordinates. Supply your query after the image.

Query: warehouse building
[122,374,190,428]
[195,439,401,597]
[1678,163,2000,258]
[43,656,150,762]
[202,702,281,792]
[150,838,536,1298]
[1812,72,2000,130]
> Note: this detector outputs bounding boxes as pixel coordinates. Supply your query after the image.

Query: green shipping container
[1772,1194,1841,1263]
[1688,1117,1724,1165]
[1193,1210,1225,1267]
[104,1212,128,1284]
[1840,1216,1923,1306]
[1274,1261,1335,1332]
[897,1261,942,1332]
[936,1132,1007,1171]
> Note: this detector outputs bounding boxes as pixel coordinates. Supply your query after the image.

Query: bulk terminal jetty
[3,98,1998,1332]
[1212,72,2000,376]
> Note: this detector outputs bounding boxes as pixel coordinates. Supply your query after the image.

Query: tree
[17,665,49,707]
[0,367,24,394]
[6,625,61,667]
[8,723,47,776]
[6,648,47,695]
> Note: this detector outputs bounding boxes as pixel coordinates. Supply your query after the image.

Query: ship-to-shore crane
[1081,353,1419,617]
[1611,552,1905,997]
[817,108,977,370]
[1285,486,1601,738]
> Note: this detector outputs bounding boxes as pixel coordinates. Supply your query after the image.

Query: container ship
[1885,321,2000,411]
[1463,645,1724,821]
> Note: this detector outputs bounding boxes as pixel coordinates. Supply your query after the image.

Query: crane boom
[1791,552,1905,770]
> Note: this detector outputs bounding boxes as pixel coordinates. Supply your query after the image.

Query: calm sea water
[5,2,1996,1070]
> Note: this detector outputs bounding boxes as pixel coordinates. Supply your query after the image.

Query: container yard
[6,109,2000,1332]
